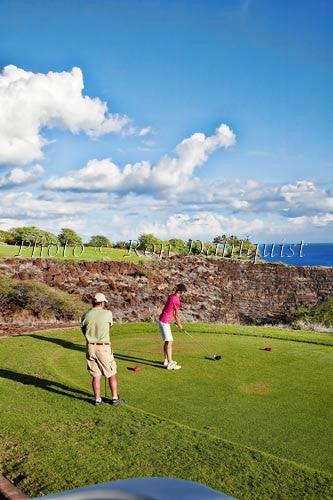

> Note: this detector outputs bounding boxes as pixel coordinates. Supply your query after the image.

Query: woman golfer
[158,283,187,370]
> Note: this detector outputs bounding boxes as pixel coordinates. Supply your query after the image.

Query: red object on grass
[133,365,142,371]
[265,347,272,351]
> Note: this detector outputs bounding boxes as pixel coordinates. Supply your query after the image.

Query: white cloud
[44,164,333,239]
[137,211,324,242]
[279,180,333,215]
[0,216,87,238]
[0,65,134,166]
[280,180,316,200]
[311,213,333,226]
[0,191,106,219]
[287,216,308,226]
[44,138,332,221]
[141,212,265,240]
[179,178,333,219]
[0,164,44,188]
[138,126,154,136]
[80,211,265,242]
[180,178,258,210]
[44,217,88,234]
[44,123,236,193]
[0,218,25,231]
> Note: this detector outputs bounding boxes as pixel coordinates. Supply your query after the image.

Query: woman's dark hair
[176,283,187,292]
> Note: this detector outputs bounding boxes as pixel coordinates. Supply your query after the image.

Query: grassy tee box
[0,323,332,499]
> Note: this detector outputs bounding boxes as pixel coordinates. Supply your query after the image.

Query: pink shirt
[159,294,181,324]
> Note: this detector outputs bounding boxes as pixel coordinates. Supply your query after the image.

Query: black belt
[89,342,109,345]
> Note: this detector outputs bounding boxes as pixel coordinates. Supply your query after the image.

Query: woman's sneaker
[167,361,181,370]
[164,359,178,366]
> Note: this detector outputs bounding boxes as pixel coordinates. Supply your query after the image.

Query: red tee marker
[265,347,272,351]
[133,365,142,371]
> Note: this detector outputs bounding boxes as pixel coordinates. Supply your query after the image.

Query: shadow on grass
[29,334,85,352]
[0,368,91,403]
[114,352,165,369]
[204,356,222,362]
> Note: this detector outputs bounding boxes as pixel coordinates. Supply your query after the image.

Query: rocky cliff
[0,256,332,329]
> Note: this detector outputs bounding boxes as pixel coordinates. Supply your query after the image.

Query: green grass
[0,243,147,264]
[1,323,332,499]
[0,243,259,264]
[186,322,333,346]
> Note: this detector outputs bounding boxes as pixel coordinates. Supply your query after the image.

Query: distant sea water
[259,243,333,267]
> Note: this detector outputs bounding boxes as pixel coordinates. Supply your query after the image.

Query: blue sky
[0,0,332,243]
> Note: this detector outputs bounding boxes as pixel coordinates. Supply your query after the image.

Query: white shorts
[157,320,173,341]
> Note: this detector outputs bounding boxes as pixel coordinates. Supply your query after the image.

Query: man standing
[158,283,187,370]
[81,292,125,406]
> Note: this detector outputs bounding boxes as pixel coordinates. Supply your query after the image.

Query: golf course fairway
[1,323,332,499]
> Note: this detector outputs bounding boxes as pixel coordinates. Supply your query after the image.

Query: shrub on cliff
[294,296,333,329]
[0,273,86,320]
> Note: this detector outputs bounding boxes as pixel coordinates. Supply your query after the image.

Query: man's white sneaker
[167,361,181,370]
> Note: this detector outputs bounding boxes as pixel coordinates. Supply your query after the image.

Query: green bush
[7,226,58,246]
[168,238,188,255]
[114,241,128,249]
[0,274,13,307]
[86,235,112,247]
[294,296,333,328]
[0,273,86,320]
[58,228,82,247]
[0,229,11,243]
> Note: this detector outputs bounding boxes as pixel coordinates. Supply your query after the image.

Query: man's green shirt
[81,307,113,344]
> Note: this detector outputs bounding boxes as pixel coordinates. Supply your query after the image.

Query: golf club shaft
[183,329,214,357]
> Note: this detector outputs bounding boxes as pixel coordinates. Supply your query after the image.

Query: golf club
[183,329,221,361]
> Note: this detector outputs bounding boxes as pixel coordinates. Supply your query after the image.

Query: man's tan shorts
[86,344,117,378]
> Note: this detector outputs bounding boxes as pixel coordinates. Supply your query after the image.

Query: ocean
[260,242,333,267]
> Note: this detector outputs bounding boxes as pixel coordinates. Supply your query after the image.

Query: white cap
[94,292,108,303]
